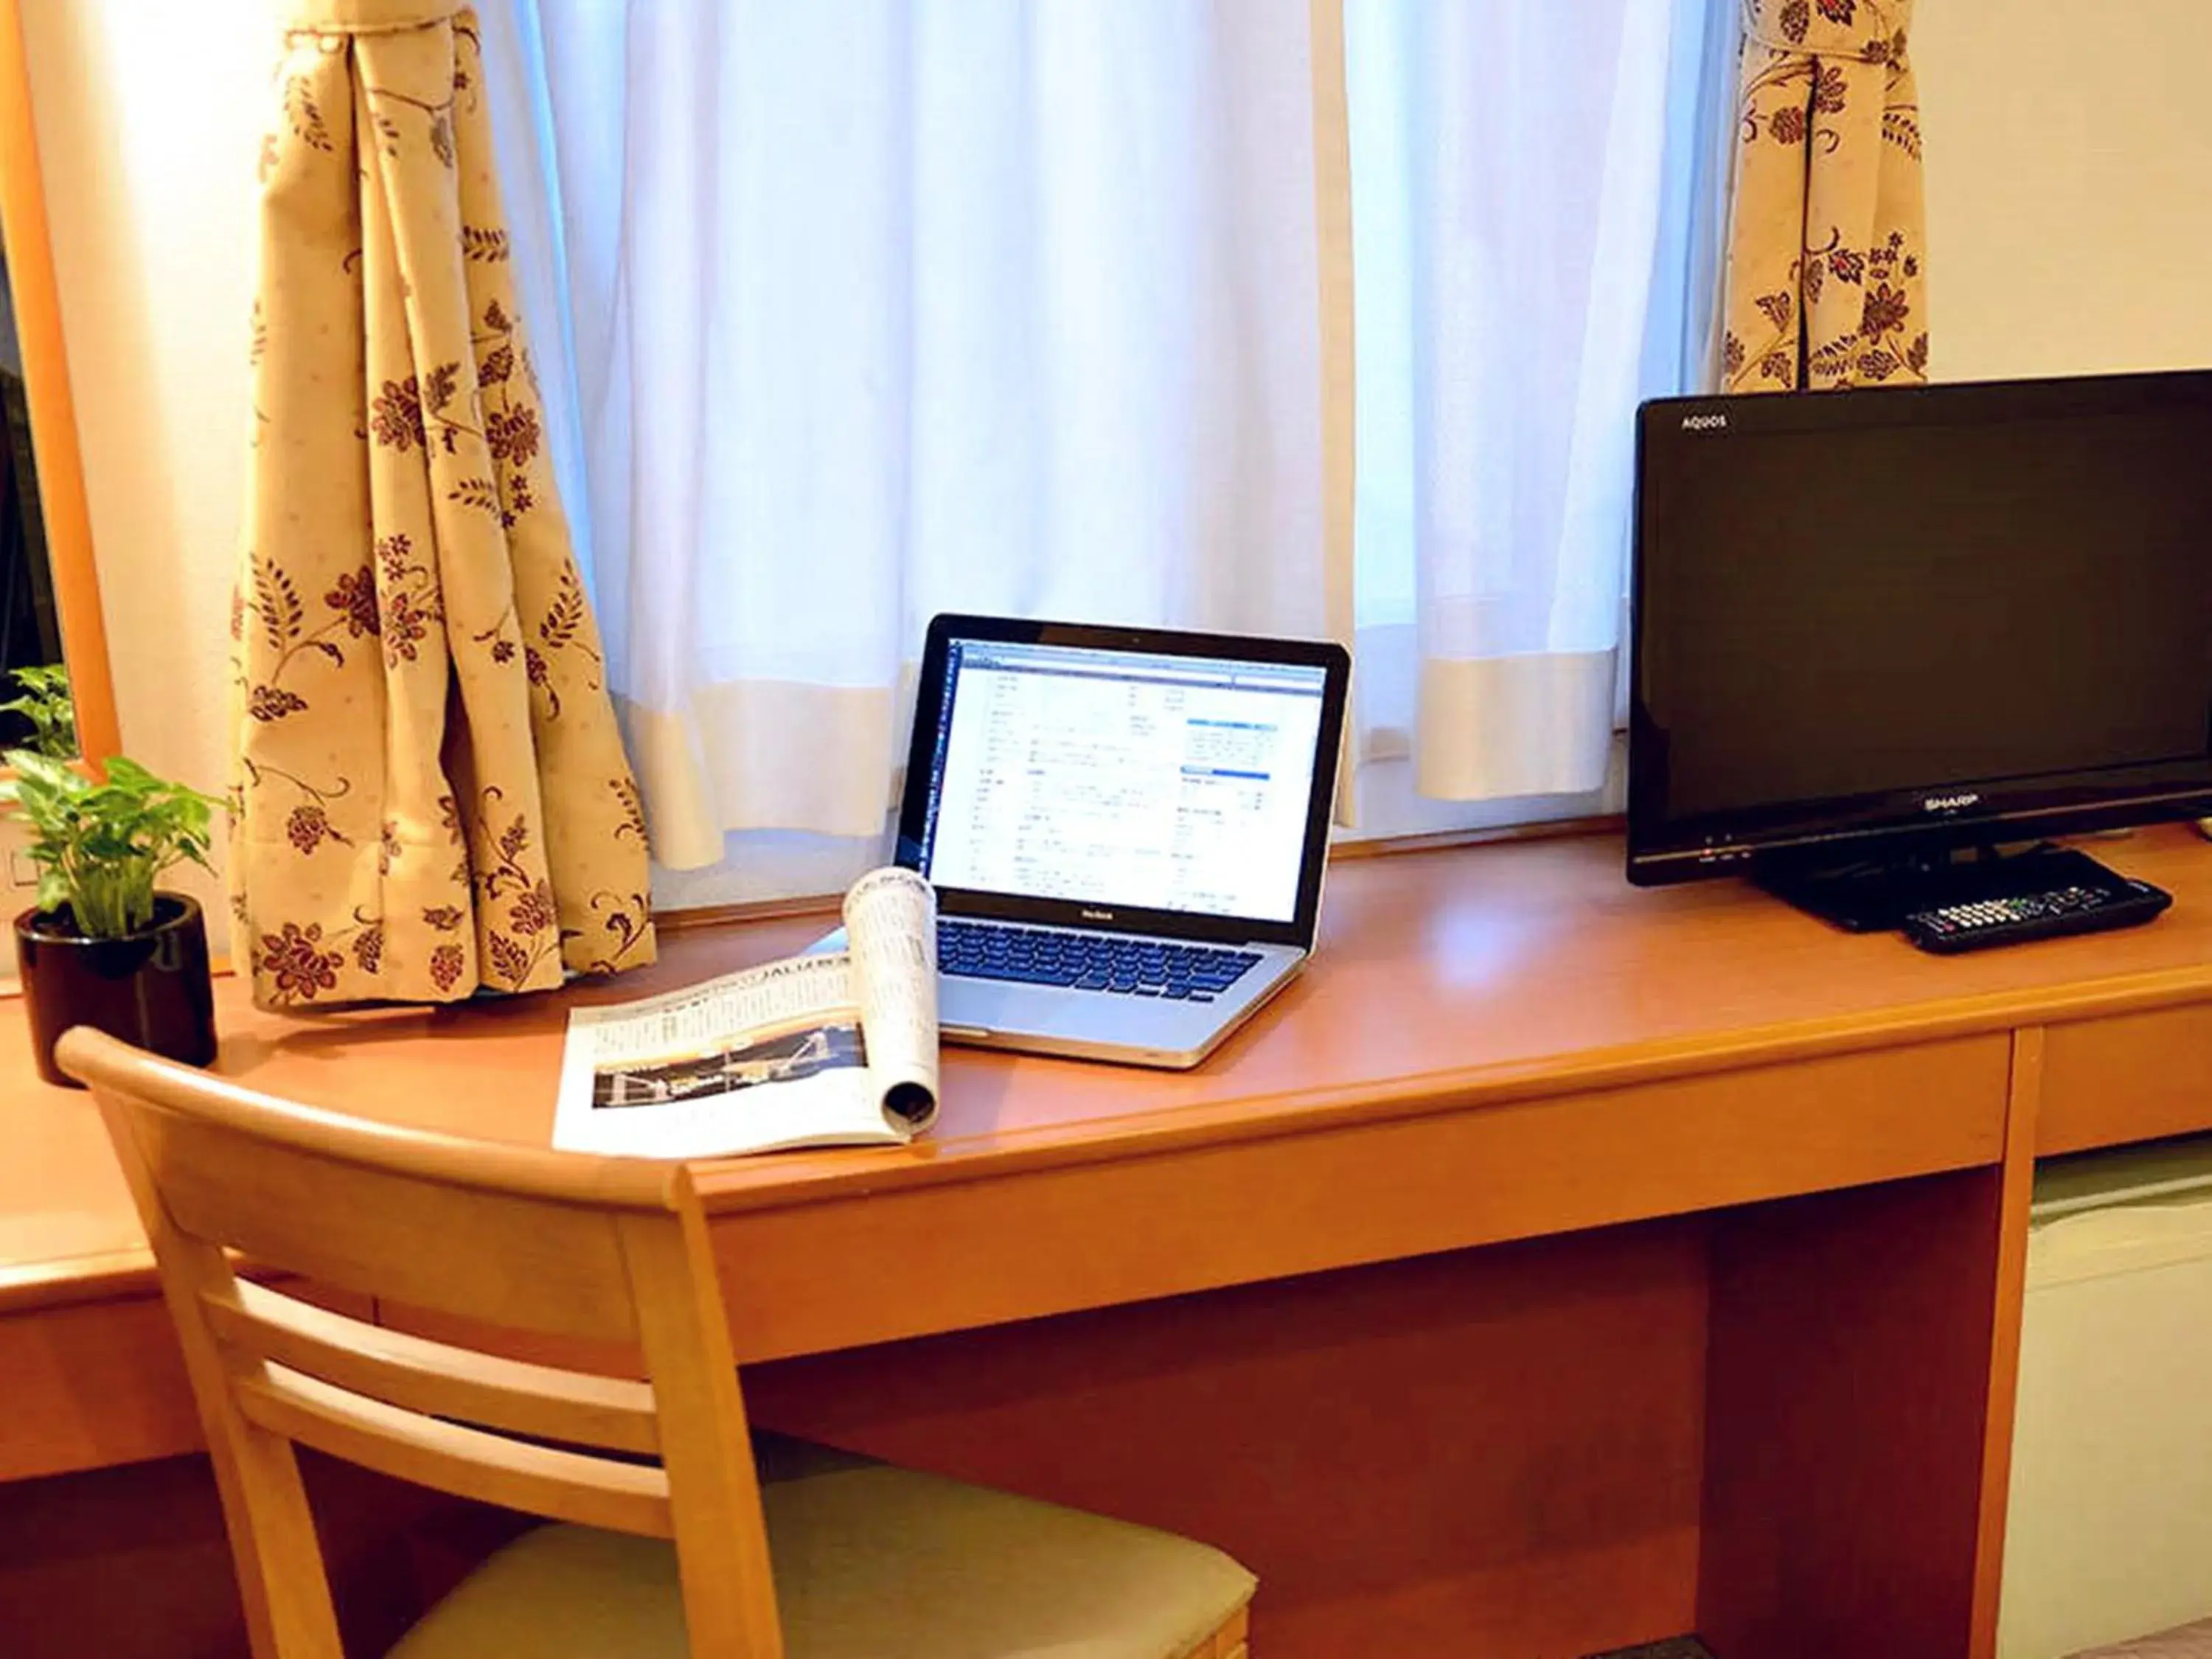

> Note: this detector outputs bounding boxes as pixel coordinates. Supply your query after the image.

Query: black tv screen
[1629,369,2212,884]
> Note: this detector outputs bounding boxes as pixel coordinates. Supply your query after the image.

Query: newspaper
[552,867,939,1158]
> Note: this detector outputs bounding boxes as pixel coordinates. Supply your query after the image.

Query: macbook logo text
[1080,908,1116,922]
[1922,791,1981,813]
[1679,412,1729,431]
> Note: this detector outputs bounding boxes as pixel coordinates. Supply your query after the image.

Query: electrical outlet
[0,816,27,983]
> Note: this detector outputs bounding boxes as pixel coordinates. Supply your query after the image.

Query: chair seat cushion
[2070,1621,2212,1658]
[388,1438,1255,1659]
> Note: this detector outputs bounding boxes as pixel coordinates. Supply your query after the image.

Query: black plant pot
[15,893,218,1088]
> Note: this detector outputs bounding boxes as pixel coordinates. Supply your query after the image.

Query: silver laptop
[898,615,1350,1069]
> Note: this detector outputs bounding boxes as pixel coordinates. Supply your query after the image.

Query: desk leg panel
[748,1218,1712,1659]
[1964,1029,2042,1659]
[1698,1166,2006,1659]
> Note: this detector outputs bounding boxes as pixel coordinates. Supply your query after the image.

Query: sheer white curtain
[1345,0,1730,831]
[500,3,1343,889]
[484,1,1731,893]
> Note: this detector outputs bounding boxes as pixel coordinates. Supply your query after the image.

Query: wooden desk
[5,826,2212,1659]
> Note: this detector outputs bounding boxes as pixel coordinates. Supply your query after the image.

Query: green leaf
[12,750,80,793]
[0,666,74,758]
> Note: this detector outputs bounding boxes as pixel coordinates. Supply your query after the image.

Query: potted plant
[4,748,223,1086]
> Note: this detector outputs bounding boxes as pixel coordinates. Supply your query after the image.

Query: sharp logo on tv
[1922,792,1982,813]
[1679,412,1729,431]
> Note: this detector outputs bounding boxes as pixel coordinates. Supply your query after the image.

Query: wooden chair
[63,1026,1256,1659]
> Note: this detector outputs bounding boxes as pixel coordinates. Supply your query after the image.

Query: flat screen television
[1629,368,2212,929]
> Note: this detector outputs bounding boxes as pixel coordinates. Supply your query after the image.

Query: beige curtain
[232,0,654,1008]
[1720,0,1927,392]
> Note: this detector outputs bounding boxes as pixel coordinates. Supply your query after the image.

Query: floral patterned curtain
[1719,0,1927,392]
[232,0,654,1008]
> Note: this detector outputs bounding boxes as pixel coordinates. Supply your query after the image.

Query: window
[486,0,1736,901]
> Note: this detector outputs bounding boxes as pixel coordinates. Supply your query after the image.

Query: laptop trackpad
[939,954,1293,1057]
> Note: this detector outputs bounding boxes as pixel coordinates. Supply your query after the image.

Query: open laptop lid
[897,615,1351,950]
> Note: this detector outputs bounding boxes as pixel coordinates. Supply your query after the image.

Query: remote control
[1902,880,2172,954]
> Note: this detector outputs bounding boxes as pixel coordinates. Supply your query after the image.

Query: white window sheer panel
[474,1,598,608]
[1341,0,1731,838]
[511,1,1343,895]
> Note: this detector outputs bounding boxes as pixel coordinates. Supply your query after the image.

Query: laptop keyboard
[938,920,1262,1003]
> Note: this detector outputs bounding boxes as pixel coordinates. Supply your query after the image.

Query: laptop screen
[916,636,1331,925]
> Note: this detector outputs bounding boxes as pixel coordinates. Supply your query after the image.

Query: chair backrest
[60,1026,787,1659]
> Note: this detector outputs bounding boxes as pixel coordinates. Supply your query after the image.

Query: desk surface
[8,824,2212,1314]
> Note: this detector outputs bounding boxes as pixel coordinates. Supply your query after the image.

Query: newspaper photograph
[552,867,939,1158]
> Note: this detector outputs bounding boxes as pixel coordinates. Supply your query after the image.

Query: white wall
[13,0,2212,959]
[16,0,269,946]
[1915,0,2212,380]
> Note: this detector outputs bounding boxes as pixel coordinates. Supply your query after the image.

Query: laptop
[898,614,1351,1069]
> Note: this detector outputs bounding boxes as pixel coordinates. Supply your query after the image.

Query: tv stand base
[1756,841,2160,934]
